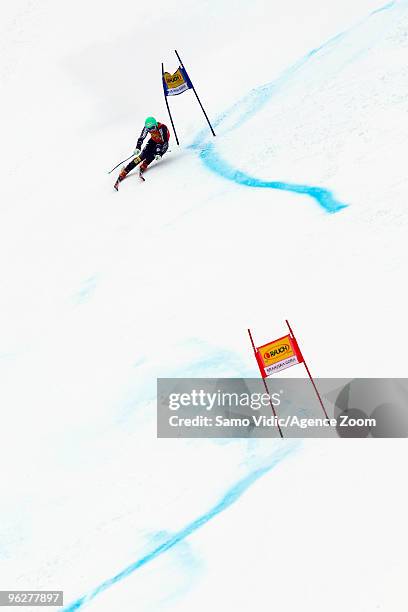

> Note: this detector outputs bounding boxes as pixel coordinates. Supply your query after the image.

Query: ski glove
[133,148,141,156]
[154,154,161,161]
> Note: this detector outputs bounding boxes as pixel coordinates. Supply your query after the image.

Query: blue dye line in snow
[371,1,396,15]
[190,0,401,214]
[62,444,296,611]
[199,145,347,214]
[190,85,347,215]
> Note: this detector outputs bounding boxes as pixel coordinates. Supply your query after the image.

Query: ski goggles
[147,125,158,132]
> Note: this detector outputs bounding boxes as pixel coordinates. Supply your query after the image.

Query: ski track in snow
[191,0,400,214]
[62,444,296,610]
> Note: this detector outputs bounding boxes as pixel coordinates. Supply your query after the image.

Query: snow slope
[1,0,407,610]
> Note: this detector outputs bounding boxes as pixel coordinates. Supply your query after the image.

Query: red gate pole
[285,320,329,419]
[248,329,283,438]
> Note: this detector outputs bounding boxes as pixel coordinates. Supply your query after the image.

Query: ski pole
[108,154,135,174]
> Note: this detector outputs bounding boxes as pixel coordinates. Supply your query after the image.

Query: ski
[114,174,144,190]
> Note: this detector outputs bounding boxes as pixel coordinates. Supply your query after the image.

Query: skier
[114,117,170,190]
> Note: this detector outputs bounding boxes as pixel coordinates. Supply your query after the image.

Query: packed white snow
[0,0,407,610]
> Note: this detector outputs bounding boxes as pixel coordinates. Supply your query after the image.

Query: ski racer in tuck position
[114,116,170,190]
